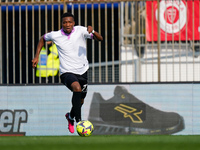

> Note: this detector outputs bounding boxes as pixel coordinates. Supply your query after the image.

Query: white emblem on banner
[156,0,187,34]
[167,8,176,23]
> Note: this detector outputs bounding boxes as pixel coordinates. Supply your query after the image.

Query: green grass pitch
[0,135,200,150]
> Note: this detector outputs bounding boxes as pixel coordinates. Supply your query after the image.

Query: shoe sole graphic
[89,116,184,135]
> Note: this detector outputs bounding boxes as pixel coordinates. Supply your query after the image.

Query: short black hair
[61,12,74,20]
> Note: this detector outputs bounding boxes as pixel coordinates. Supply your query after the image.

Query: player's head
[61,12,75,34]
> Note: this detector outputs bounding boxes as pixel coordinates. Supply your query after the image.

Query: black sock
[70,92,82,122]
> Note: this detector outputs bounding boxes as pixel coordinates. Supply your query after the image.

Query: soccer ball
[76,120,94,137]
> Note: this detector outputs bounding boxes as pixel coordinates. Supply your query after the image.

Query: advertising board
[0,84,199,135]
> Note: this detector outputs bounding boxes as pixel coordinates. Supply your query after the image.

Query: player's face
[62,17,75,34]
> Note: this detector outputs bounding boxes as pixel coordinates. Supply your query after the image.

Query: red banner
[146,0,200,41]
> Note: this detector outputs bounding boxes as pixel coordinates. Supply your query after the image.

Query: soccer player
[32,12,103,133]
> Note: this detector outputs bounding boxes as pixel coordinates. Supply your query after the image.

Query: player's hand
[87,26,93,33]
[32,57,39,68]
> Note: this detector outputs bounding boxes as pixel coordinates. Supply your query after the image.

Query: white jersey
[44,26,93,75]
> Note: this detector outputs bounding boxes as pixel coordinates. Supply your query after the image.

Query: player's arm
[87,26,103,41]
[32,35,45,68]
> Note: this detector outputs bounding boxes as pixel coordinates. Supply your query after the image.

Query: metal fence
[0,0,200,84]
[121,0,200,82]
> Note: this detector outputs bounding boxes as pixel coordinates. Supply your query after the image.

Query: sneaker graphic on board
[88,86,185,135]
[65,113,75,133]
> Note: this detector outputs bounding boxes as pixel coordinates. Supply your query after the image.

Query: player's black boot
[88,86,185,135]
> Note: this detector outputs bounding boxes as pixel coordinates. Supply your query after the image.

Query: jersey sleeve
[82,27,93,39]
[44,32,53,41]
